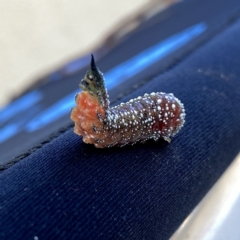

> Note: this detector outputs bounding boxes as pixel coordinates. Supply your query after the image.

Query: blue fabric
[1,20,240,240]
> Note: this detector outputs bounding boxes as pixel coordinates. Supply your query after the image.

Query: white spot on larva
[157,106,161,111]
[172,104,176,109]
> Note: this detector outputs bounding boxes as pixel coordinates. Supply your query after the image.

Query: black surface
[1,15,240,239]
[1,0,240,164]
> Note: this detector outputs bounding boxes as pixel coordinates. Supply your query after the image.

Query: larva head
[80,55,109,108]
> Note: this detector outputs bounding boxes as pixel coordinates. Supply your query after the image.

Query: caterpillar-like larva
[71,55,185,148]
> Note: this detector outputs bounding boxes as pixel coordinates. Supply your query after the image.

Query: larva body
[71,55,185,148]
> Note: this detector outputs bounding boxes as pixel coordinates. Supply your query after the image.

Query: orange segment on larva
[70,55,185,148]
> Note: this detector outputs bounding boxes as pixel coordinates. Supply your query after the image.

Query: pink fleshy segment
[71,91,185,148]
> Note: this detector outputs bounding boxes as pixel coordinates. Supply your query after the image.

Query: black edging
[0,124,73,172]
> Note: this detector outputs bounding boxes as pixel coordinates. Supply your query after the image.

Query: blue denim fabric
[1,19,240,240]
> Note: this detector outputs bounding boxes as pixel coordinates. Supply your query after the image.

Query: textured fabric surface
[1,19,240,240]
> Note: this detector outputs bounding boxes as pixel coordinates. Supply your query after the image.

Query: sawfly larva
[71,55,185,148]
